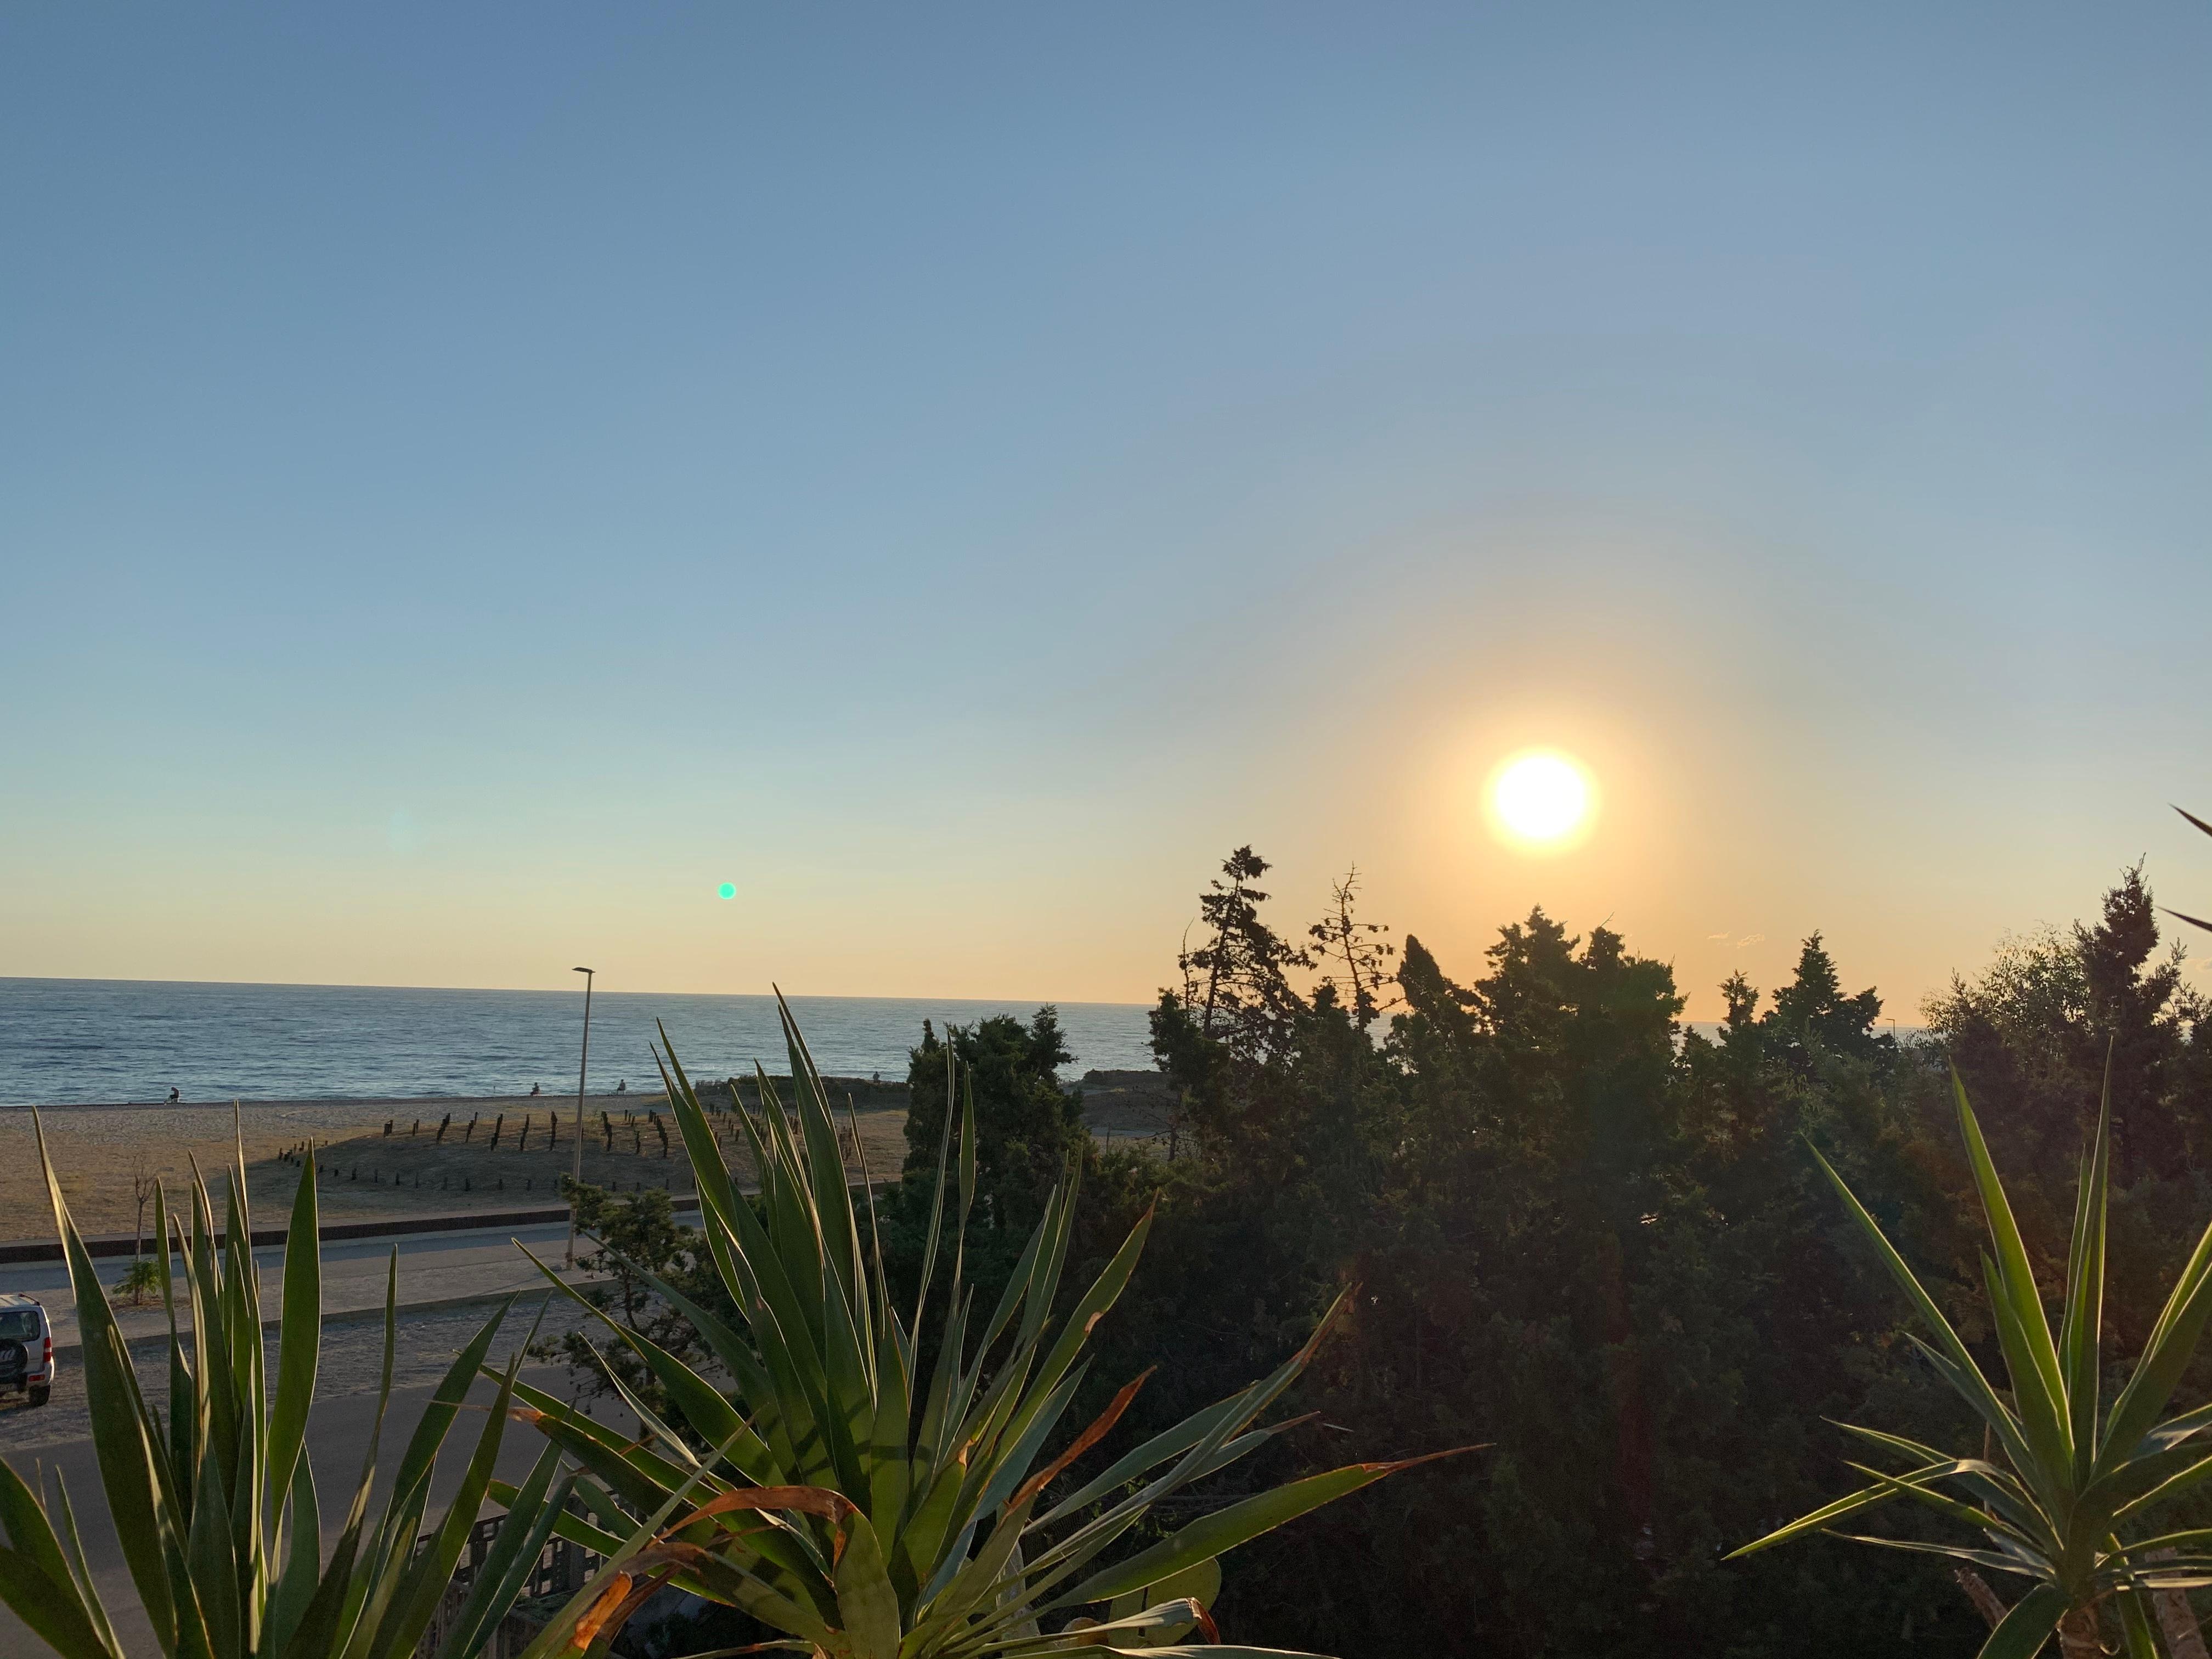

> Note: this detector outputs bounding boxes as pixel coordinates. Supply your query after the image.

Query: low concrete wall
[0,1173,895,1265]
[0,1197,706,1265]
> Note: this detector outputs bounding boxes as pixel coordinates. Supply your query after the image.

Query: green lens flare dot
[716,882,736,900]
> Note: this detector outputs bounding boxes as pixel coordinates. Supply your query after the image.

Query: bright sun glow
[1487,749,1595,851]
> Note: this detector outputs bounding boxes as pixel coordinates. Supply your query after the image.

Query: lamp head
[574,966,593,975]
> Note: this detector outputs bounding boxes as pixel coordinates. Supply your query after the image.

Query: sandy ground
[1077,1071,1178,1146]
[285,1097,912,1218]
[3,1073,1175,1243]
[10,1096,453,1240]
[3,1089,911,1242]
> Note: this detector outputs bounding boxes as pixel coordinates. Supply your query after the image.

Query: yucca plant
[505,998,1460,1658]
[1730,1074,2212,1658]
[0,1114,567,1659]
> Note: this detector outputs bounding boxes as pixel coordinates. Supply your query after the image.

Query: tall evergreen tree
[1153,846,1313,1154]
[1308,865,1398,1030]
[2075,864,2188,1175]
[904,1006,1084,1229]
[1178,845,1311,1060]
[1763,932,1889,1069]
[1926,866,2204,1184]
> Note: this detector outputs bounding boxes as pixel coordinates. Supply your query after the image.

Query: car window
[0,1311,38,1341]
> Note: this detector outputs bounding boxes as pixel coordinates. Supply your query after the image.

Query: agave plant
[505,1000,1460,1658]
[1730,1074,2212,1659]
[0,1115,566,1659]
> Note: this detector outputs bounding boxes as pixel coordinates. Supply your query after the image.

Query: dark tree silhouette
[1308,865,1398,1029]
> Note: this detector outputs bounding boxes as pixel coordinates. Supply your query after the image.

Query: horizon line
[0,972,1153,1009]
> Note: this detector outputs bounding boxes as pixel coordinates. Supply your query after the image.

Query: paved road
[0,1219,640,1655]
[0,1361,597,1657]
[0,1220,590,1350]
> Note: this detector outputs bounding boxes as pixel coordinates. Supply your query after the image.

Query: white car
[0,1294,55,1407]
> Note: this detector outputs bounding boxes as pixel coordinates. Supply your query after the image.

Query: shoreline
[3,1066,1164,1115]
[12,1093,701,1113]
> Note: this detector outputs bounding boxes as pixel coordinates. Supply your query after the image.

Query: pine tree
[1179,845,1311,1062]
[1308,865,1398,1030]
[1763,933,1888,1069]
[2075,864,2189,1176]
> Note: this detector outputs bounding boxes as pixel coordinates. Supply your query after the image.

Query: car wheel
[26,1385,48,1407]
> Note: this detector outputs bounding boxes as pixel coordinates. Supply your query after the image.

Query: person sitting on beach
[616,1079,627,1093]
[167,1086,179,1103]
[529,1082,541,1096]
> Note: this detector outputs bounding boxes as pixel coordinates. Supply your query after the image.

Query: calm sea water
[0,978,1156,1107]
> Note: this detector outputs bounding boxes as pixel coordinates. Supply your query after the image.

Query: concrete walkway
[0,1218,596,1353]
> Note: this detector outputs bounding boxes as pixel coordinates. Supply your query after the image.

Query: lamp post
[566,967,595,1268]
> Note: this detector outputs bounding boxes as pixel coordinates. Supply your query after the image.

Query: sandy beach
[3,1089,907,1242]
[2,1071,1174,1243]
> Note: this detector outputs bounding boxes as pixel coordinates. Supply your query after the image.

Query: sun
[1486,749,1596,853]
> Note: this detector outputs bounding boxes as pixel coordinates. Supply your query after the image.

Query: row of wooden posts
[365,1103,848,1162]
[354,1109,677,1156]
[270,1096,856,1175]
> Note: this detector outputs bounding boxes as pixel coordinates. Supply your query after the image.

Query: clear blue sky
[3,3,2208,1016]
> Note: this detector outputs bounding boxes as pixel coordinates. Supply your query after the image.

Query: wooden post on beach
[518,1114,531,1152]
[435,1114,450,1143]
[490,1113,504,1149]
[651,1113,669,1157]
[464,1115,478,1143]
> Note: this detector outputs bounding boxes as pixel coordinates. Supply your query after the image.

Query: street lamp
[566,967,595,1268]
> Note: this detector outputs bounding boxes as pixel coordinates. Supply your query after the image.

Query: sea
[0,978,1157,1107]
